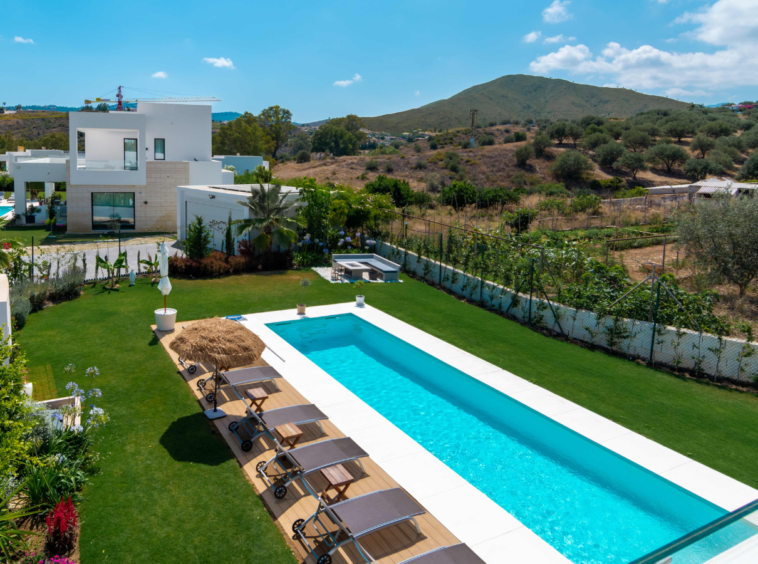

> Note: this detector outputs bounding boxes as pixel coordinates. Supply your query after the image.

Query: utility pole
[470,109,478,148]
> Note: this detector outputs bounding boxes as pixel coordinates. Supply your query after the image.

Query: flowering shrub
[46,496,78,552]
[61,365,109,430]
[17,554,76,564]
[169,249,292,278]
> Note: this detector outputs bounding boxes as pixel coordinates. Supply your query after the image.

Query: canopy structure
[170,317,266,419]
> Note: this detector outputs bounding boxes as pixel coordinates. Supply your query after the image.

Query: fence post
[648,281,662,364]
[30,236,34,280]
[528,258,535,325]
[438,232,443,286]
[479,243,485,303]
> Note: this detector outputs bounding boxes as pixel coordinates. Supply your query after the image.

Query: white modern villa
[2,103,270,233]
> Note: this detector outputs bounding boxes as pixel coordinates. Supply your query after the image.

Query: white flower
[63,364,76,374]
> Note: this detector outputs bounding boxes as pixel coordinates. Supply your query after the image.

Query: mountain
[212,111,241,122]
[361,75,690,134]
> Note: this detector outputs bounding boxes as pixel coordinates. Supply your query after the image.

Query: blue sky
[3,0,756,122]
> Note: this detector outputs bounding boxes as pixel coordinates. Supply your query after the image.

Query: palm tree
[234,182,305,252]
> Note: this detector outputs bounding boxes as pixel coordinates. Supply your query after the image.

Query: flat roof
[178,183,299,195]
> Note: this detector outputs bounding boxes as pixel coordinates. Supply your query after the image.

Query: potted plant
[297,278,311,315]
[25,204,40,224]
[354,279,365,306]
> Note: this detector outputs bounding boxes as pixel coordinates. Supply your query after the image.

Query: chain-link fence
[375,213,757,384]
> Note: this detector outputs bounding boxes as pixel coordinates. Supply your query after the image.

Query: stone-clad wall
[66,161,188,233]
[377,241,758,383]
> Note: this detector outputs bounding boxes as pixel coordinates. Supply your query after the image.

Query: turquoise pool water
[269,314,757,564]
[0,206,14,217]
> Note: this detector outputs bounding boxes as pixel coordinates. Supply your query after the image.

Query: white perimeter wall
[0,274,11,346]
[140,103,211,162]
[377,241,758,383]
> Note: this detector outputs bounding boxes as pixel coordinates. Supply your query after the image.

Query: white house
[646,178,758,199]
[3,102,269,233]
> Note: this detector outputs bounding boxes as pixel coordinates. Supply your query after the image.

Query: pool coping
[241,303,758,564]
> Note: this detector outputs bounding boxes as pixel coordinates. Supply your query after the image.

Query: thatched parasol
[170,317,266,419]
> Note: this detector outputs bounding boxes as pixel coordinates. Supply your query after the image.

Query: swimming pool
[269,313,757,564]
[0,206,14,217]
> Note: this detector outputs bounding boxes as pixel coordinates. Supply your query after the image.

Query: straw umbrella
[157,242,171,312]
[169,317,266,419]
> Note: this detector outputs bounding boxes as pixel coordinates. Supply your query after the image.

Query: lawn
[16,270,758,563]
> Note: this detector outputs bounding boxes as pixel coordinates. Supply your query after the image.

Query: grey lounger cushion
[286,438,368,474]
[362,259,398,273]
[330,488,425,538]
[400,545,486,564]
[221,366,282,386]
[259,404,328,429]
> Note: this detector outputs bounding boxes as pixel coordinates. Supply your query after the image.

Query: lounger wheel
[274,485,287,499]
[188,365,197,375]
[241,440,253,452]
[228,421,238,432]
[256,461,265,474]
[317,555,332,564]
[197,379,206,390]
[292,519,304,533]
[205,392,215,403]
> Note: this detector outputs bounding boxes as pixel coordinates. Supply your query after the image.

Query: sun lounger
[257,437,369,499]
[198,365,282,403]
[228,403,328,452]
[399,545,486,564]
[293,488,425,564]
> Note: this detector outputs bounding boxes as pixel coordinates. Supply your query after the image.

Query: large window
[92,192,135,231]
[124,138,138,171]
[154,138,165,160]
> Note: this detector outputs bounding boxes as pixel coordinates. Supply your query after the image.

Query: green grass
[16,271,758,562]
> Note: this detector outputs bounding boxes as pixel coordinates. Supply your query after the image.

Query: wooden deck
[155,321,461,564]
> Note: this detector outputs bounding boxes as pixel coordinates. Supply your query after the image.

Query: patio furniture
[340,261,371,280]
[399,544,486,564]
[245,387,268,412]
[332,254,401,283]
[228,403,328,452]
[275,423,304,450]
[169,317,267,420]
[293,488,425,564]
[321,464,354,503]
[197,365,282,404]
[257,437,368,500]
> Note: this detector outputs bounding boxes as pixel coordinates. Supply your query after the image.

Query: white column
[45,182,55,199]
[14,178,26,217]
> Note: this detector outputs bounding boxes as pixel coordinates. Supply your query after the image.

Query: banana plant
[96,252,127,289]
[0,482,40,560]
[139,252,160,282]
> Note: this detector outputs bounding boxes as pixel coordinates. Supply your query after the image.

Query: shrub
[595,142,625,167]
[390,140,402,150]
[503,207,538,234]
[429,140,438,150]
[365,159,379,172]
[537,182,569,197]
[23,460,86,513]
[443,151,461,172]
[424,172,445,193]
[413,159,428,170]
[588,177,625,192]
[513,131,527,142]
[440,181,477,210]
[703,120,734,139]
[571,193,602,214]
[184,216,212,260]
[503,135,516,144]
[384,161,394,173]
[532,133,553,157]
[616,186,648,198]
[46,497,77,552]
[683,158,725,181]
[364,175,414,208]
[621,129,652,151]
[550,150,594,182]
[477,135,495,147]
[582,132,613,151]
[515,144,534,167]
[737,152,758,180]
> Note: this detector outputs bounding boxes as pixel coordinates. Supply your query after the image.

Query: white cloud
[529,0,758,95]
[542,1,572,23]
[665,87,709,98]
[152,71,168,79]
[202,57,235,69]
[523,31,542,43]
[334,73,362,87]
[544,34,576,44]
[14,36,34,44]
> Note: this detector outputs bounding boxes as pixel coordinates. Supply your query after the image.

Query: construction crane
[85,86,219,111]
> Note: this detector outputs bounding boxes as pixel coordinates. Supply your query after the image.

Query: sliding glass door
[92,192,135,230]
[124,138,138,171]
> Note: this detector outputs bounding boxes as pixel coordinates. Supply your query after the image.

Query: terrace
[17,271,758,563]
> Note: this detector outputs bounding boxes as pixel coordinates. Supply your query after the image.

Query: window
[92,192,135,231]
[124,138,138,170]
[154,138,165,160]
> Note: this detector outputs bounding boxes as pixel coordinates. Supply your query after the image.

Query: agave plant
[0,482,40,560]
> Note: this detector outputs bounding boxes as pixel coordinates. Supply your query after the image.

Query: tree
[550,150,594,182]
[14,104,21,111]
[213,112,271,157]
[532,133,553,157]
[547,122,568,144]
[296,150,311,163]
[703,120,733,139]
[621,129,652,153]
[329,115,367,145]
[581,132,613,151]
[95,103,109,112]
[258,105,295,158]
[677,195,758,297]
[364,175,414,208]
[689,134,715,158]
[683,158,724,180]
[566,123,583,148]
[613,151,648,179]
[595,142,625,167]
[288,131,311,154]
[184,216,213,259]
[645,143,689,173]
[737,152,758,181]
[515,144,534,167]
[440,181,477,210]
[663,120,694,142]
[503,207,538,234]
[311,123,360,156]
[233,184,305,252]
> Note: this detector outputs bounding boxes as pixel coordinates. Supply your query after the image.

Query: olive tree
[689,134,715,158]
[595,142,625,167]
[645,143,689,173]
[613,151,648,179]
[677,195,758,297]
[621,129,652,153]
[737,152,758,180]
[550,150,594,182]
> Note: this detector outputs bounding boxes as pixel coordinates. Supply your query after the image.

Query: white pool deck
[240,303,758,564]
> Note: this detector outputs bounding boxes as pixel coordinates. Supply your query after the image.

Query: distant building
[646,178,758,199]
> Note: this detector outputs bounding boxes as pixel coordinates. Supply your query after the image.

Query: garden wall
[376,241,758,383]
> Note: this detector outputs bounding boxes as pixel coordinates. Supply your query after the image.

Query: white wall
[177,186,250,250]
[140,103,212,162]
[84,128,139,163]
[12,159,67,216]
[0,274,11,346]
[188,160,223,185]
